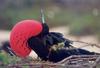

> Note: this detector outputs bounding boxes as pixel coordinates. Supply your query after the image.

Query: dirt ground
[0,30,10,43]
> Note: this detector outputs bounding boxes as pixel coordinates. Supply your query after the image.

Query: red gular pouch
[10,20,43,57]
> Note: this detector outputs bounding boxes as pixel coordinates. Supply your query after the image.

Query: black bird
[28,30,96,62]
[9,19,98,63]
[28,21,97,62]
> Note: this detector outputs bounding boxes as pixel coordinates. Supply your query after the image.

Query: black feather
[28,23,97,62]
[1,41,16,56]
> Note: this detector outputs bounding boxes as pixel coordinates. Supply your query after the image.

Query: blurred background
[0,0,100,65]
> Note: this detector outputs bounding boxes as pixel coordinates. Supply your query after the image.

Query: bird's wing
[42,32,72,48]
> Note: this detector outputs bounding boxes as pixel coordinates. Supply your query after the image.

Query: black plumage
[1,41,15,56]
[28,23,97,63]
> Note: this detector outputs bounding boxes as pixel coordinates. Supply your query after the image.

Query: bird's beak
[29,50,38,60]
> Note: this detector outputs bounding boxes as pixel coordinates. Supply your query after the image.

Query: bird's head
[10,19,47,59]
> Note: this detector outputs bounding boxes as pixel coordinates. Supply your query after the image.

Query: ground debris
[0,55,100,68]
